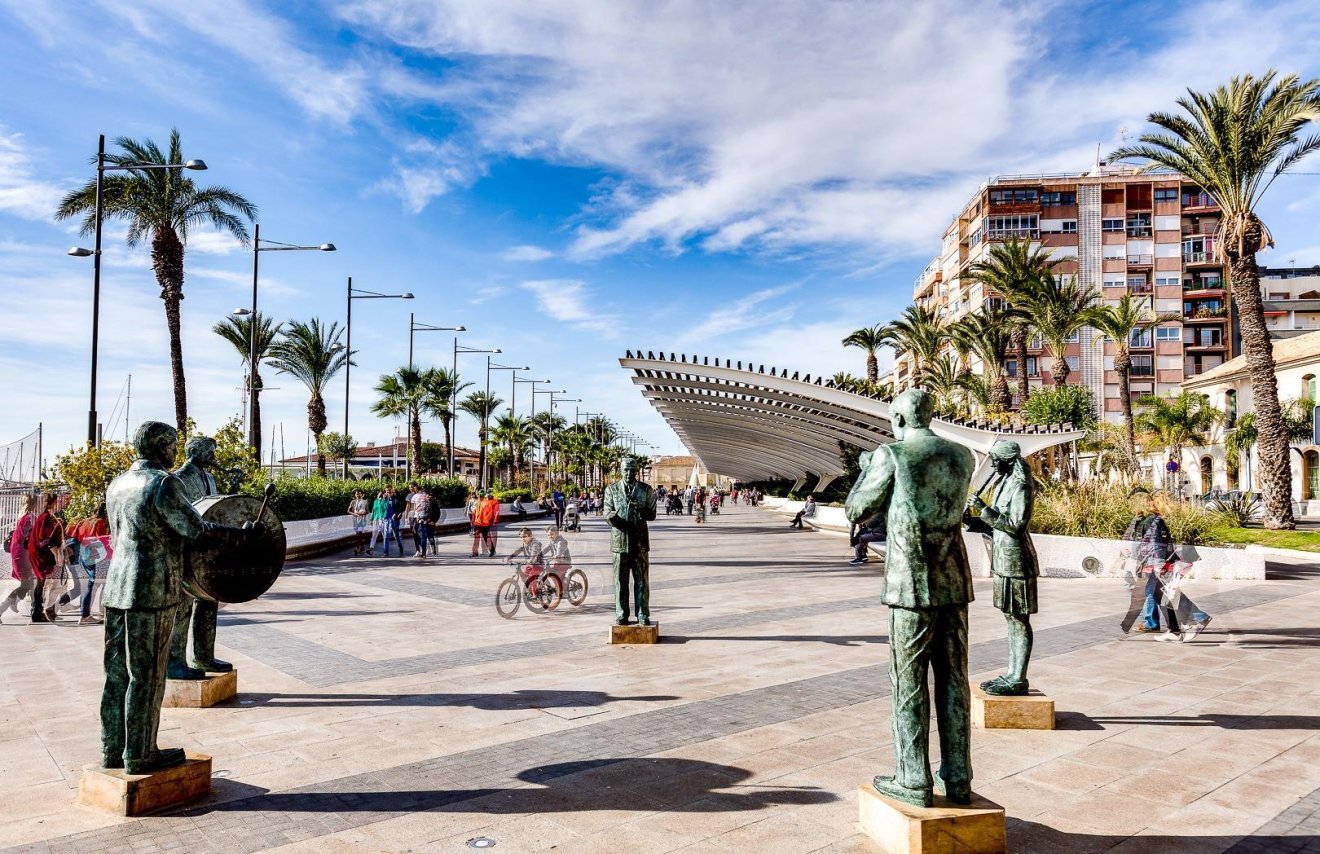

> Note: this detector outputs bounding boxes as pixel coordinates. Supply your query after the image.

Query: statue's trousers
[100,606,176,764]
[888,604,971,791]
[613,550,650,623]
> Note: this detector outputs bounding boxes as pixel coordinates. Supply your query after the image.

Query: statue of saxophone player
[100,422,259,774]
[965,439,1039,696]
[845,390,975,807]
[604,457,658,626]
[168,436,231,679]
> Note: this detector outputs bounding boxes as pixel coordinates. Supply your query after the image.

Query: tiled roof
[1183,329,1320,388]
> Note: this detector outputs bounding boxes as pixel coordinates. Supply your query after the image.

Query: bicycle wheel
[496,577,522,619]
[526,573,562,611]
[565,569,589,606]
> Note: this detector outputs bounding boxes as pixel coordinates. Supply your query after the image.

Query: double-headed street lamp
[548,393,581,487]
[234,223,335,451]
[452,342,501,478]
[344,278,413,478]
[483,361,529,488]
[512,376,549,417]
[404,315,464,479]
[68,134,207,446]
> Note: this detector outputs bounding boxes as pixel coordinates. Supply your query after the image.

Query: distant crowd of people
[4,490,109,625]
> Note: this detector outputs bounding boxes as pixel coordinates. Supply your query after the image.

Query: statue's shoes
[639,619,651,627]
[979,675,1008,692]
[167,663,208,680]
[872,775,932,808]
[934,777,972,805]
[614,619,632,626]
[125,748,186,775]
[191,658,233,673]
[983,677,1030,696]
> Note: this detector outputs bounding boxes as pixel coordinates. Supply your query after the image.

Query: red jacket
[27,511,63,580]
[473,497,501,527]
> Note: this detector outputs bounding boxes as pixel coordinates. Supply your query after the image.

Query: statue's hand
[967,495,987,512]
[242,520,268,538]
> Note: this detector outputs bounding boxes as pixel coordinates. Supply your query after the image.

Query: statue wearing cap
[167,436,232,679]
[965,439,1039,696]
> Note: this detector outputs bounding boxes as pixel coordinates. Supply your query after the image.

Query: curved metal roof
[622,351,1087,489]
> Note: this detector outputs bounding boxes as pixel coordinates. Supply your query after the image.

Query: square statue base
[164,670,237,708]
[609,623,660,644]
[971,684,1054,730]
[857,783,1006,854]
[78,753,212,816]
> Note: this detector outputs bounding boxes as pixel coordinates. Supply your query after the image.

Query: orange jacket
[473,497,501,527]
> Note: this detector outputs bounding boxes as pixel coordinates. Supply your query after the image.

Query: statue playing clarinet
[965,440,1039,696]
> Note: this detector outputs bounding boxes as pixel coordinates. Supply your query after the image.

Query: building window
[1154,187,1179,202]
[1005,359,1018,378]
[986,215,1039,239]
[990,188,1039,204]
[1305,374,1317,401]
[1131,354,1155,376]
[968,228,982,248]
[1306,450,1320,501]
[1126,212,1153,237]
[1065,330,1081,343]
[1102,218,1124,232]
[1130,329,1153,348]
[1040,191,1077,206]
[1060,220,1077,233]
[1155,326,1181,342]
[1026,357,1039,377]
[1155,276,1180,287]
[1029,334,1043,351]
[1225,389,1237,426]
[1064,356,1080,371]
[1200,456,1214,494]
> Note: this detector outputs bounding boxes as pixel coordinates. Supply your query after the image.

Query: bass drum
[185,494,286,603]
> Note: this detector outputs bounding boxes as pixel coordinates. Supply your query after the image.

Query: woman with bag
[70,503,110,625]
[1,493,38,623]
[27,491,69,623]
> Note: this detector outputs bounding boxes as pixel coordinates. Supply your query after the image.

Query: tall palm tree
[1112,70,1320,528]
[1022,276,1101,387]
[1089,294,1182,474]
[1224,412,1258,491]
[489,412,535,480]
[1134,391,1223,490]
[842,323,889,384]
[918,354,963,418]
[56,130,257,436]
[420,368,469,474]
[371,366,429,474]
[213,311,282,462]
[950,307,1014,411]
[530,411,567,487]
[967,237,1059,405]
[459,391,504,488]
[268,318,348,474]
[886,304,946,379]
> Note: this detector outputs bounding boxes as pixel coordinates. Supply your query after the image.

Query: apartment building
[899,164,1234,424]
[1261,265,1320,340]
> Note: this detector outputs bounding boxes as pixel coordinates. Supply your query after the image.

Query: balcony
[1183,251,1221,267]
[1127,254,1153,267]
[1181,222,1219,236]
[1129,282,1154,295]
[1126,227,1153,238]
[1182,193,1218,210]
[986,228,1040,241]
[1185,306,1228,322]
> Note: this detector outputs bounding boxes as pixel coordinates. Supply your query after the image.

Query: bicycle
[496,562,562,619]
[554,561,590,607]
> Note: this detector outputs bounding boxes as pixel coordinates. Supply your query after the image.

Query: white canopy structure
[622,351,1087,493]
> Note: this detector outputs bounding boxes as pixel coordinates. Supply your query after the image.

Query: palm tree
[489,412,535,480]
[919,354,963,416]
[950,307,1014,411]
[1111,71,1320,528]
[459,391,504,488]
[56,130,257,436]
[268,318,348,474]
[886,304,946,379]
[1134,391,1223,490]
[967,237,1059,405]
[1089,294,1182,474]
[371,366,429,474]
[420,368,469,474]
[1224,412,1258,491]
[530,411,567,487]
[1021,276,1101,387]
[842,323,889,384]
[213,311,282,462]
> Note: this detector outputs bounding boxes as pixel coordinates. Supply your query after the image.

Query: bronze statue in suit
[168,436,232,679]
[845,389,975,808]
[99,422,252,774]
[604,458,657,626]
[965,440,1039,696]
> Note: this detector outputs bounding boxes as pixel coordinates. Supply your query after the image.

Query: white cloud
[519,279,618,334]
[185,231,245,255]
[678,285,797,345]
[502,244,554,262]
[0,128,66,221]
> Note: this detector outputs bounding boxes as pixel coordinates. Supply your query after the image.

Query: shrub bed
[243,476,470,522]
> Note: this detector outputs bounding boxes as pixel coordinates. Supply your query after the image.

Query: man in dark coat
[845,389,974,808]
[604,458,657,626]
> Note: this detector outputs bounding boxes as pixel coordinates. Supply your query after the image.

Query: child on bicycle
[506,527,545,582]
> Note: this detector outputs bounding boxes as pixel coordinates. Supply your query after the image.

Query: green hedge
[242,476,471,522]
[493,487,534,502]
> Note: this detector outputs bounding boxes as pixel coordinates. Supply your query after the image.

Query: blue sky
[2,0,1320,465]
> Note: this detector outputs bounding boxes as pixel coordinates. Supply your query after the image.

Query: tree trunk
[991,372,1011,412]
[477,426,488,489]
[866,352,878,384]
[252,371,263,464]
[152,229,188,436]
[308,393,328,475]
[441,416,453,475]
[1050,347,1070,387]
[410,406,423,475]
[1012,324,1029,406]
[1229,230,1295,528]
[1115,345,1136,475]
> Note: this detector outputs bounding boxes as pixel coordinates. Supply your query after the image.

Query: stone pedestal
[78,754,212,816]
[164,670,237,708]
[971,684,1054,730]
[857,783,1006,854]
[609,623,660,644]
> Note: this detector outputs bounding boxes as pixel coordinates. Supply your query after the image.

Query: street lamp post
[548,393,580,487]
[68,134,207,446]
[483,360,528,488]
[451,342,501,481]
[512,376,549,418]
[344,279,413,478]
[405,315,464,479]
[530,387,564,489]
[235,224,335,452]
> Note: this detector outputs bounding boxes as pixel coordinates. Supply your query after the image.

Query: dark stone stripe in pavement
[15,580,1310,854]
[1223,783,1320,853]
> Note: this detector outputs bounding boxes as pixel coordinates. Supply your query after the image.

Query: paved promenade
[2,504,1319,853]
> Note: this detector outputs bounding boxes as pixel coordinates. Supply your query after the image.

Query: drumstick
[253,483,276,526]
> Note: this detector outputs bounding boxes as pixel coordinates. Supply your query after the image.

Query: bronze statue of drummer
[168,436,230,679]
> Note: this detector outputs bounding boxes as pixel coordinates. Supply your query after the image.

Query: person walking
[28,491,68,623]
[70,503,110,625]
[411,484,432,557]
[551,488,566,529]
[472,490,500,558]
[684,486,694,516]
[425,491,442,555]
[368,490,390,556]
[388,487,408,556]
[1,493,38,623]
[347,489,370,556]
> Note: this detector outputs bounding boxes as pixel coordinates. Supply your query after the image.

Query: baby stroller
[563,500,581,532]
[666,494,684,516]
